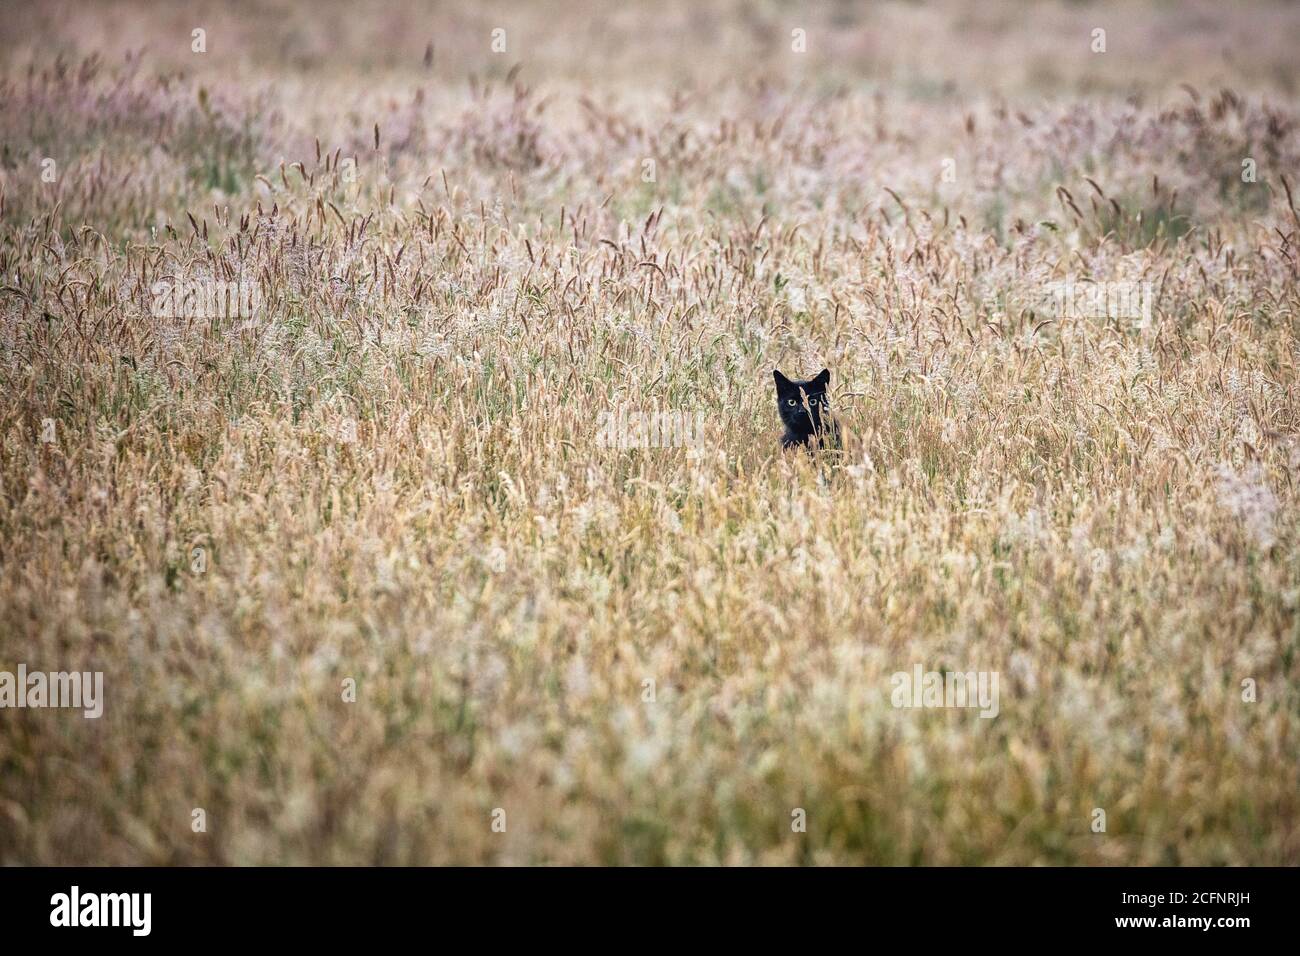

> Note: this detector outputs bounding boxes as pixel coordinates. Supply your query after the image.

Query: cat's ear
[773,369,792,388]
[811,368,830,387]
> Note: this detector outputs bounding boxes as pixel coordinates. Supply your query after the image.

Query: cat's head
[774,368,831,436]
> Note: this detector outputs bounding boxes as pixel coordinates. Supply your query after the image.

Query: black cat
[774,368,840,450]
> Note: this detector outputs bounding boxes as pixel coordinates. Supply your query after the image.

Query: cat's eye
[786,399,798,406]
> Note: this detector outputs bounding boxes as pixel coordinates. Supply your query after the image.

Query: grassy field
[1,0,1298,865]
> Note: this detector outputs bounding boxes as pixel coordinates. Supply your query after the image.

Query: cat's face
[774,368,831,436]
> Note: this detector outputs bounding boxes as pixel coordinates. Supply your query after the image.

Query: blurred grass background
[0,0,1297,864]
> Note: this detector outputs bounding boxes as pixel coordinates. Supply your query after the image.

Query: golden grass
[0,0,1297,864]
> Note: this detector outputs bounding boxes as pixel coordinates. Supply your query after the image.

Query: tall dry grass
[0,0,1297,864]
